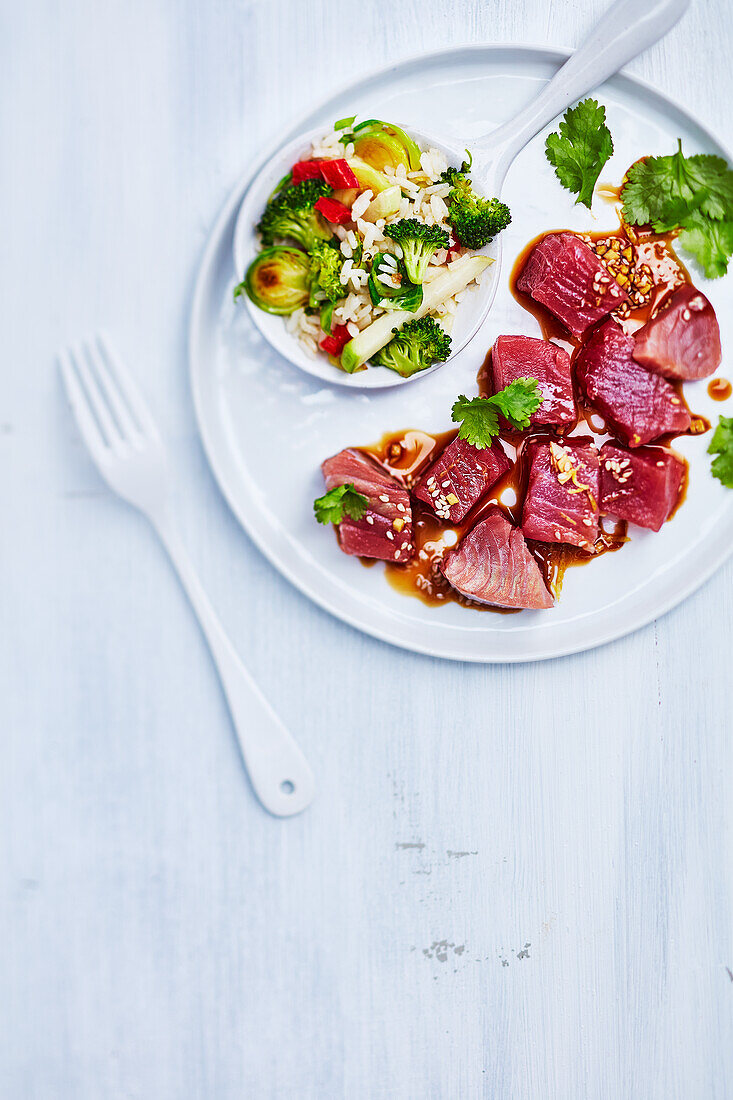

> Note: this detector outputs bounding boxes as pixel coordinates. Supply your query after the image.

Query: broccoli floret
[371,315,451,378]
[308,242,346,307]
[383,219,449,284]
[257,179,334,251]
[440,161,511,250]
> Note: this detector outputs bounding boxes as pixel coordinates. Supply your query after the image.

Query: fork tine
[59,349,108,457]
[72,341,123,448]
[97,333,161,441]
[87,336,140,442]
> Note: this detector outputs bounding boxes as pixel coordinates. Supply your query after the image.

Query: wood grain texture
[1,0,732,1096]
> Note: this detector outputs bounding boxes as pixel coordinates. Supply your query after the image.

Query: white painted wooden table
[2,1,732,1096]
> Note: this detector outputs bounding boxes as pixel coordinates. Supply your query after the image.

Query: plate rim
[189,42,733,663]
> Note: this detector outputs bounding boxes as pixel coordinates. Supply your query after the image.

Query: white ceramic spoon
[234,0,689,390]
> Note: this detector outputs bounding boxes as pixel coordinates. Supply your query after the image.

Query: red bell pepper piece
[319,159,359,189]
[291,159,323,183]
[314,196,353,224]
[319,325,351,355]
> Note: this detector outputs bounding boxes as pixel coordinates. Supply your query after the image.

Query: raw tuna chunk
[575,318,691,446]
[599,443,685,531]
[632,284,722,381]
[521,439,600,550]
[321,448,413,562]
[491,334,575,427]
[413,436,511,523]
[516,232,628,336]
[441,508,553,610]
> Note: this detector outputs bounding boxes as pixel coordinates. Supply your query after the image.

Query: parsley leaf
[313,483,369,525]
[545,98,614,210]
[622,140,733,278]
[708,415,733,488]
[451,379,543,448]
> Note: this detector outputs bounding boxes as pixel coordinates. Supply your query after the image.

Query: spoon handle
[473,0,689,190]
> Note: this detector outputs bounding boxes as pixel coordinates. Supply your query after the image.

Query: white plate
[189,45,733,663]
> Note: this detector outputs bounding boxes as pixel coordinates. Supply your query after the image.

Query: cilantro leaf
[545,98,614,209]
[490,377,543,428]
[650,190,710,234]
[622,140,733,278]
[622,153,677,226]
[313,483,369,525]
[451,395,500,448]
[678,216,733,279]
[675,151,733,220]
[708,415,733,488]
[451,379,543,448]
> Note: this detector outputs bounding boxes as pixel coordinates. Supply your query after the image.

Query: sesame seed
[366,515,374,525]
[386,530,394,540]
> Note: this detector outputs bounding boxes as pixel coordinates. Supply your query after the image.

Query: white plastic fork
[59,334,315,817]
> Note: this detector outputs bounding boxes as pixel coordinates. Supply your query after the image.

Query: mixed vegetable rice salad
[236,117,511,377]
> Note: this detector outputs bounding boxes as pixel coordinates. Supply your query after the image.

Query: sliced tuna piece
[321,448,413,562]
[441,508,553,610]
[516,232,628,336]
[521,439,600,549]
[413,436,511,523]
[491,334,575,427]
[575,318,691,446]
[599,443,685,531]
[632,284,722,381]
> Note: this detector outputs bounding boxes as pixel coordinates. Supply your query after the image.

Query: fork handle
[152,515,315,816]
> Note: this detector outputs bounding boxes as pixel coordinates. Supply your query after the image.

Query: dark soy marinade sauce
[356,220,709,613]
[364,423,627,609]
[708,377,732,401]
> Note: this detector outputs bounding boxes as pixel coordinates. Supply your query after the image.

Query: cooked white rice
[286,124,484,358]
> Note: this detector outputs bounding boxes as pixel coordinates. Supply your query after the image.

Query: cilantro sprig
[708,415,733,488]
[545,98,614,210]
[313,483,369,525]
[622,140,733,278]
[451,379,542,449]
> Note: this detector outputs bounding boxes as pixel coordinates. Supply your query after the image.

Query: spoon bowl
[232,125,501,389]
[232,0,689,390]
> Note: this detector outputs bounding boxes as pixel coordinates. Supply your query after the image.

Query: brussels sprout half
[351,119,422,172]
[238,246,310,315]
